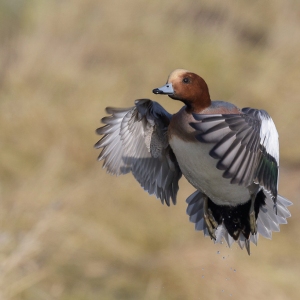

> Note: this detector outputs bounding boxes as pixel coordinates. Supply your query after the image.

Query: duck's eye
[182,77,190,84]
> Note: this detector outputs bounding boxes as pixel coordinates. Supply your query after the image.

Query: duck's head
[153,69,211,113]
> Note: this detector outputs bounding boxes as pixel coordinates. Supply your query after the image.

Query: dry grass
[0,0,300,299]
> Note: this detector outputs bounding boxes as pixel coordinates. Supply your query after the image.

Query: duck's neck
[184,94,211,114]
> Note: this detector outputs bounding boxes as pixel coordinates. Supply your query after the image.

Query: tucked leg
[249,194,257,235]
[203,194,218,240]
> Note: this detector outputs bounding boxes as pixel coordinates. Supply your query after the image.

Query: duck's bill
[152,83,174,95]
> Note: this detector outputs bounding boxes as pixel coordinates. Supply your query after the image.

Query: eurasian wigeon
[95,69,292,254]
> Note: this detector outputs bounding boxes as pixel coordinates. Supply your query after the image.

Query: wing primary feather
[209,131,236,159]
[217,138,241,171]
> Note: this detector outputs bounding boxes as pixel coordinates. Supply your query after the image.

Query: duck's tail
[186,190,292,254]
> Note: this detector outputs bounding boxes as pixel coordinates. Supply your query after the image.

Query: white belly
[170,136,250,206]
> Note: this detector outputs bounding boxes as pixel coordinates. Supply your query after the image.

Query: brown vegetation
[0,0,299,299]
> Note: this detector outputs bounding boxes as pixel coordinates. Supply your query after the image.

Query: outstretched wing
[191,108,279,203]
[95,99,182,205]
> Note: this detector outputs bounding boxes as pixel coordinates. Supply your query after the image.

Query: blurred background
[0,0,299,299]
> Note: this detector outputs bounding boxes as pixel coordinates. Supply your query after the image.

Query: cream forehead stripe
[167,69,190,82]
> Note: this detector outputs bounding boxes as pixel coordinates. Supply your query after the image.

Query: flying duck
[95,69,292,254]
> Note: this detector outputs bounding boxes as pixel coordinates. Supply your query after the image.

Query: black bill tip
[152,88,163,94]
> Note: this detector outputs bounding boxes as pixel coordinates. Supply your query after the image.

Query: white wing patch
[259,111,279,164]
